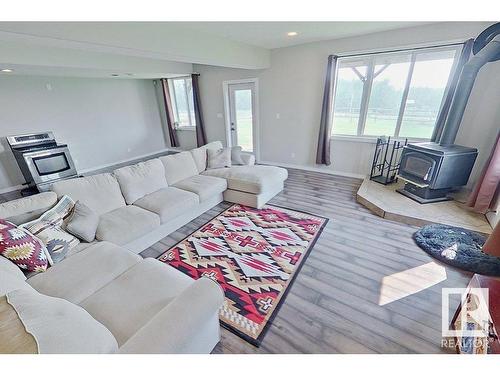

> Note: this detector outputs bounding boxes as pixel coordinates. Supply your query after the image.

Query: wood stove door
[399,152,437,186]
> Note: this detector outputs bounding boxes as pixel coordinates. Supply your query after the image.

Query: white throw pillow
[6,289,118,354]
[66,201,99,242]
[207,148,232,169]
[231,146,245,165]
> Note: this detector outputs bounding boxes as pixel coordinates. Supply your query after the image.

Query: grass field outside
[235,110,254,152]
[233,110,434,151]
[332,113,435,139]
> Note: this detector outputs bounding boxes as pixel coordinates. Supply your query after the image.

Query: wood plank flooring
[139,168,473,354]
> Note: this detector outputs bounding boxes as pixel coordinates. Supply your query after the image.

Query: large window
[169,77,196,128]
[331,45,460,139]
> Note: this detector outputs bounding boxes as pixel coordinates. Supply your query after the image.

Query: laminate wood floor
[139,168,472,354]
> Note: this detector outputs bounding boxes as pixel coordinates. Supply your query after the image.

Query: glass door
[228,82,256,153]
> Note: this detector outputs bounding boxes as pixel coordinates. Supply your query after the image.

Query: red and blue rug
[157,204,328,346]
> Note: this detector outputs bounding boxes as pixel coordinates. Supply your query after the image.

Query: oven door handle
[396,175,430,188]
[22,148,69,158]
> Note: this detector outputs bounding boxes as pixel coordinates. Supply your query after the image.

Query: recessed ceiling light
[1,69,13,73]
[287,32,298,37]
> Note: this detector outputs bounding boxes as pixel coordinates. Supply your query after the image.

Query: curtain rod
[157,73,200,80]
[336,41,468,59]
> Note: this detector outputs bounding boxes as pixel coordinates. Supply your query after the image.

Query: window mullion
[182,78,191,127]
[171,80,181,126]
[394,53,417,138]
[357,58,375,136]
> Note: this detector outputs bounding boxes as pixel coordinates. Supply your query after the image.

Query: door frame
[222,78,260,162]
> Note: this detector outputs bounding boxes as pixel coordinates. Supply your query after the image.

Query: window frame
[169,76,196,130]
[330,45,462,141]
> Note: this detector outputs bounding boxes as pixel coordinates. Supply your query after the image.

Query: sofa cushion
[0,255,34,296]
[134,187,199,224]
[0,219,48,274]
[51,173,126,216]
[65,241,95,259]
[202,165,288,194]
[96,206,160,246]
[114,159,168,204]
[80,258,193,346]
[189,141,224,173]
[27,241,141,304]
[173,175,227,202]
[160,151,199,185]
[6,289,118,354]
[0,192,57,226]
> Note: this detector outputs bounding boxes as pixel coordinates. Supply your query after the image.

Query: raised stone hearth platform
[357,178,492,235]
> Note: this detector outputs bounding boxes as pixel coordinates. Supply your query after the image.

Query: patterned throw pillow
[0,219,48,273]
[20,195,79,264]
[34,195,75,227]
[21,220,79,264]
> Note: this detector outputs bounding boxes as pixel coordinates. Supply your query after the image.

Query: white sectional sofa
[50,141,288,254]
[0,141,288,354]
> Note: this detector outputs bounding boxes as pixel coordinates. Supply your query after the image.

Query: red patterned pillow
[0,219,48,273]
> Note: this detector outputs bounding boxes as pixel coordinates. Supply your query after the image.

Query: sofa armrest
[241,153,256,166]
[118,277,224,354]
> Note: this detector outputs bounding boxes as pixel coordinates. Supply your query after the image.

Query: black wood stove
[398,23,500,203]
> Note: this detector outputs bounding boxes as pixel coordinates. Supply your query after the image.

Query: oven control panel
[7,132,56,149]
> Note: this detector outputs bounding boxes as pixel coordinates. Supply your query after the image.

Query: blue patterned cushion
[20,196,79,264]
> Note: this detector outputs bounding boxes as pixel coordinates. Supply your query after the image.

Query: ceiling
[178,22,432,49]
[0,21,438,78]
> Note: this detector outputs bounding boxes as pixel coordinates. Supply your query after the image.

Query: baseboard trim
[0,184,26,194]
[259,160,366,180]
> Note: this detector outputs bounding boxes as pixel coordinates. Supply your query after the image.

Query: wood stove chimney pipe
[439,33,500,146]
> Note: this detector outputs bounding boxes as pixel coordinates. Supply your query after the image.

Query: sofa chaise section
[203,165,288,208]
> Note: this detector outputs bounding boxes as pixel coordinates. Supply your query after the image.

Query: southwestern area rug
[157,203,328,346]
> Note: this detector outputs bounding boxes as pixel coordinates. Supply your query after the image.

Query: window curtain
[160,79,180,148]
[430,38,474,143]
[191,74,208,147]
[316,55,338,165]
[467,131,500,213]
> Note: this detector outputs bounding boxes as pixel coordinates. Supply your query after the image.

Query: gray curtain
[316,55,338,165]
[160,79,180,148]
[431,39,474,143]
[191,74,208,147]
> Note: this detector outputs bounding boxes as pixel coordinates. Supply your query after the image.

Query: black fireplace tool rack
[370,137,408,185]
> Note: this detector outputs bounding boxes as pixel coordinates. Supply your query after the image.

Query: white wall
[195,22,500,185]
[0,76,168,191]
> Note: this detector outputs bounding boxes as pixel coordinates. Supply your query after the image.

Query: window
[331,45,460,139]
[169,77,196,128]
